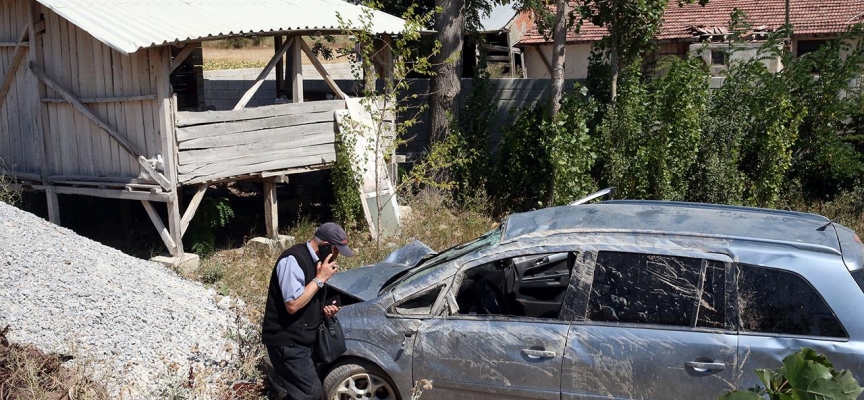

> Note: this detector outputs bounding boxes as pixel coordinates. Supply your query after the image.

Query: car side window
[454,252,573,319]
[391,285,444,316]
[588,252,726,328]
[736,264,846,338]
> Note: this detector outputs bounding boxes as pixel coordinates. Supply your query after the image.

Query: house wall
[522,43,594,79]
[0,0,40,177]
[32,6,167,181]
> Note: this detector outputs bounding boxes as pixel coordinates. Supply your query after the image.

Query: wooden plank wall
[0,0,39,176]
[37,6,163,180]
[175,100,344,185]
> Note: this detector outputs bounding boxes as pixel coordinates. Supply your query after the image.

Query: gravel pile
[0,201,237,398]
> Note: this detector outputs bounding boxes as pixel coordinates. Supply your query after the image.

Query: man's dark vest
[262,243,322,346]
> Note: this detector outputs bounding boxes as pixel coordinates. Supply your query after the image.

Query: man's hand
[315,253,339,282]
[323,303,339,318]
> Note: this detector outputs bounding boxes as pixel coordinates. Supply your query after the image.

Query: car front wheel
[323,361,399,400]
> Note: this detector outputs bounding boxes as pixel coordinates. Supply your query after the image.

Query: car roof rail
[569,187,616,206]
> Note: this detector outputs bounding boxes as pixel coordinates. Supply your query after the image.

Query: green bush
[718,348,863,400]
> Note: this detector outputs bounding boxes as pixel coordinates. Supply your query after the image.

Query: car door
[732,259,864,392]
[561,250,739,400]
[412,252,572,400]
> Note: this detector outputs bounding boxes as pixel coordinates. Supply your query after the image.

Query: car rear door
[732,257,864,391]
[560,250,739,400]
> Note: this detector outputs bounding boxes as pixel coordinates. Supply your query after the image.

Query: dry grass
[0,328,109,400]
[201,37,355,71]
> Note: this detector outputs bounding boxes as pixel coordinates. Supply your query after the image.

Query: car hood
[327,241,435,301]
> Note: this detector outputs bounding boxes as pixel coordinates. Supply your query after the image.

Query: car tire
[323,360,400,400]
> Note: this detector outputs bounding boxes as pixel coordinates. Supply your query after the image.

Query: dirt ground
[0,326,109,399]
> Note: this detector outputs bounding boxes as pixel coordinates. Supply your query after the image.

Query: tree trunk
[429,0,465,144]
[547,0,569,206]
[610,0,619,103]
[549,0,568,117]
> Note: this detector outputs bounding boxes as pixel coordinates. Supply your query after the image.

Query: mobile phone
[326,294,342,307]
[318,243,333,261]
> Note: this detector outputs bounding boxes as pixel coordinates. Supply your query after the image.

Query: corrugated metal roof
[36,0,406,54]
[478,3,518,33]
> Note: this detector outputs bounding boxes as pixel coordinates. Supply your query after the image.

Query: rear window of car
[736,264,847,338]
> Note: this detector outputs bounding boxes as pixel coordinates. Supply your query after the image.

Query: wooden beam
[29,61,144,158]
[41,94,157,103]
[535,46,553,75]
[51,185,172,202]
[167,198,183,256]
[137,156,172,191]
[180,184,207,236]
[292,36,304,103]
[264,179,278,239]
[170,43,197,73]
[0,24,30,109]
[275,36,284,99]
[0,42,29,47]
[234,37,294,110]
[298,38,346,99]
[142,200,178,255]
[46,186,60,224]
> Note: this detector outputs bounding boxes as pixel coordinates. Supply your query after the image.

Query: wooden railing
[174,100,346,185]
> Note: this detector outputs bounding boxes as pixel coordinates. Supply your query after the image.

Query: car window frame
[732,262,849,341]
[386,282,449,318]
[441,245,583,323]
[571,247,736,334]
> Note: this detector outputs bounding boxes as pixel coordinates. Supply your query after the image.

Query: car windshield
[384,225,503,291]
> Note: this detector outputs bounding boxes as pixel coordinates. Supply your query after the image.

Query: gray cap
[315,222,355,257]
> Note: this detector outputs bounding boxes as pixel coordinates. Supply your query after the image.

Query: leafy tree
[580,0,709,102]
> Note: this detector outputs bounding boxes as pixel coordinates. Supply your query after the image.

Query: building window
[711,49,726,66]
[797,40,827,58]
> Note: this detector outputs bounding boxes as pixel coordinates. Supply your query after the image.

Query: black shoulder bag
[313,286,346,363]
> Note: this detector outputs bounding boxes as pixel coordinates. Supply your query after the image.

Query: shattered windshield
[384,225,503,292]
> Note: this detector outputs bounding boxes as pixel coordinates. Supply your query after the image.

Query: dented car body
[325,200,864,400]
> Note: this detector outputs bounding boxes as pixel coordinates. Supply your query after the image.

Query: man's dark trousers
[266,344,322,400]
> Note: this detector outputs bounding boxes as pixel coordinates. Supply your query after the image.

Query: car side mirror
[445,292,460,315]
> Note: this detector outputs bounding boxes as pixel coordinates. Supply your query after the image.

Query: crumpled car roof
[503,200,839,253]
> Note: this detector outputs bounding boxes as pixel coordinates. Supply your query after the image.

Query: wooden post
[156,46,183,256]
[292,35,303,103]
[264,179,278,239]
[45,186,60,224]
[275,36,283,99]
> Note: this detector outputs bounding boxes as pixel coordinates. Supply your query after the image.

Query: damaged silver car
[325,192,864,400]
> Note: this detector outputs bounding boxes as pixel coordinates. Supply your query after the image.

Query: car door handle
[522,349,556,359]
[685,361,725,371]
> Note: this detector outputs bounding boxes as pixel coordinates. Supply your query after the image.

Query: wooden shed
[0,0,401,260]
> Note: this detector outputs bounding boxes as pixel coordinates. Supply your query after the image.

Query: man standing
[262,222,355,400]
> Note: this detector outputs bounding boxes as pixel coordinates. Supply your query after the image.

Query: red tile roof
[518,0,864,46]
